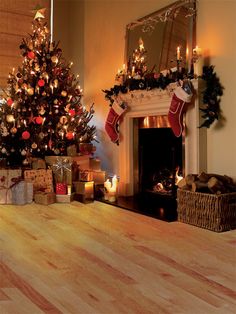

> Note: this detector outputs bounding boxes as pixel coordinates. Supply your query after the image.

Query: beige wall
[54,0,236,179]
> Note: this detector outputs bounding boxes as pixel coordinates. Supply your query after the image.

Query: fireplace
[118,80,207,197]
[135,117,183,196]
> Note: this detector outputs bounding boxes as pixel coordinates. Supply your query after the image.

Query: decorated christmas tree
[0,7,97,166]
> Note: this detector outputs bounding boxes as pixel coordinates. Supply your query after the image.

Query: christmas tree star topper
[33,5,46,20]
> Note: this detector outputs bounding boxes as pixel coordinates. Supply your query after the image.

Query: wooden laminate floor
[0,201,235,314]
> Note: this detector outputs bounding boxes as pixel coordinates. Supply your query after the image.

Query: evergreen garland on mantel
[103,65,224,129]
[200,65,224,128]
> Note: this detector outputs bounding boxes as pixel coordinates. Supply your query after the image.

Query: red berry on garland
[69,109,75,116]
[22,131,30,140]
[7,98,13,106]
[35,116,44,124]
[38,79,45,87]
[27,51,35,59]
[66,132,74,140]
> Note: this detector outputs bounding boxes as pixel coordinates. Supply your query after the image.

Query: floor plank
[0,201,235,313]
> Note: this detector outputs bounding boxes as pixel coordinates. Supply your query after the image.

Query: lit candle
[104,179,111,192]
[186,47,189,71]
[193,46,203,77]
[132,66,135,76]
[177,46,181,61]
[112,175,118,191]
[67,185,72,195]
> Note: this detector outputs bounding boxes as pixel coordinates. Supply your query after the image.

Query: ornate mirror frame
[125,0,197,73]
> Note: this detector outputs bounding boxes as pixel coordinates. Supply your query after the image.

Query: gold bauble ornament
[61,90,67,97]
[27,87,34,95]
[31,142,37,149]
[65,104,71,112]
[1,148,7,154]
[60,116,68,124]
[21,149,27,156]
[39,106,45,115]
[54,99,58,104]
[6,114,15,122]
[22,159,29,165]
[35,64,40,72]
[51,55,58,63]
[38,132,45,139]
[10,127,17,134]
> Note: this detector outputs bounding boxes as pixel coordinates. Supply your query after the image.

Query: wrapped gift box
[79,169,93,182]
[12,181,33,205]
[89,158,101,171]
[0,169,22,204]
[56,193,74,203]
[92,171,106,184]
[73,181,94,196]
[31,158,46,169]
[56,183,67,195]
[45,155,90,171]
[45,156,84,185]
[34,192,56,205]
[74,193,94,203]
[24,169,53,193]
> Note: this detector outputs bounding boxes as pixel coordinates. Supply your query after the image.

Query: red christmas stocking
[105,99,127,143]
[168,86,193,137]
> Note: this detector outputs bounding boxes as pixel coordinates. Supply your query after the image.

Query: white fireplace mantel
[118,79,207,196]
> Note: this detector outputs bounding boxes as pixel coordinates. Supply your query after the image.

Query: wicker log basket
[177,189,236,232]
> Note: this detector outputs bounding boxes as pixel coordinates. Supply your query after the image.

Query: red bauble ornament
[7,98,13,106]
[38,79,45,87]
[28,51,35,59]
[35,116,44,124]
[66,132,74,140]
[22,131,30,140]
[69,109,75,116]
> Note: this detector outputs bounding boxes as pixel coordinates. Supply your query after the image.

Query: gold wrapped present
[24,169,53,193]
[92,171,106,184]
[73,181,94,196]
[74,193,94,203]
[56,193,74,203]
[31,158,46,169]
[45,155,90,171]
[78,169,93,182]
[34,191,56,205]
[89,158,101,171]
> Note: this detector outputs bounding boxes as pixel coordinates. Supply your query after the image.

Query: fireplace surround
[118,79,207,196]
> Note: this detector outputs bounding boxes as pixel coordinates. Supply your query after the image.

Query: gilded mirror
[125,0,196,73]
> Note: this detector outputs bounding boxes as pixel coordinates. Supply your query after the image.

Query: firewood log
[192,181,210,193]
[177,178,187,189]
[207,177,228,194]
[198,172,233,185]
[185,174,198,186]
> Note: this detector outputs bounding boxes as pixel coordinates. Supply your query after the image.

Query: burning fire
[153,167,183,193]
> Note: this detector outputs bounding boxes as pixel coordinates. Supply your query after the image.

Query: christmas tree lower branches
[0,8,97,167]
